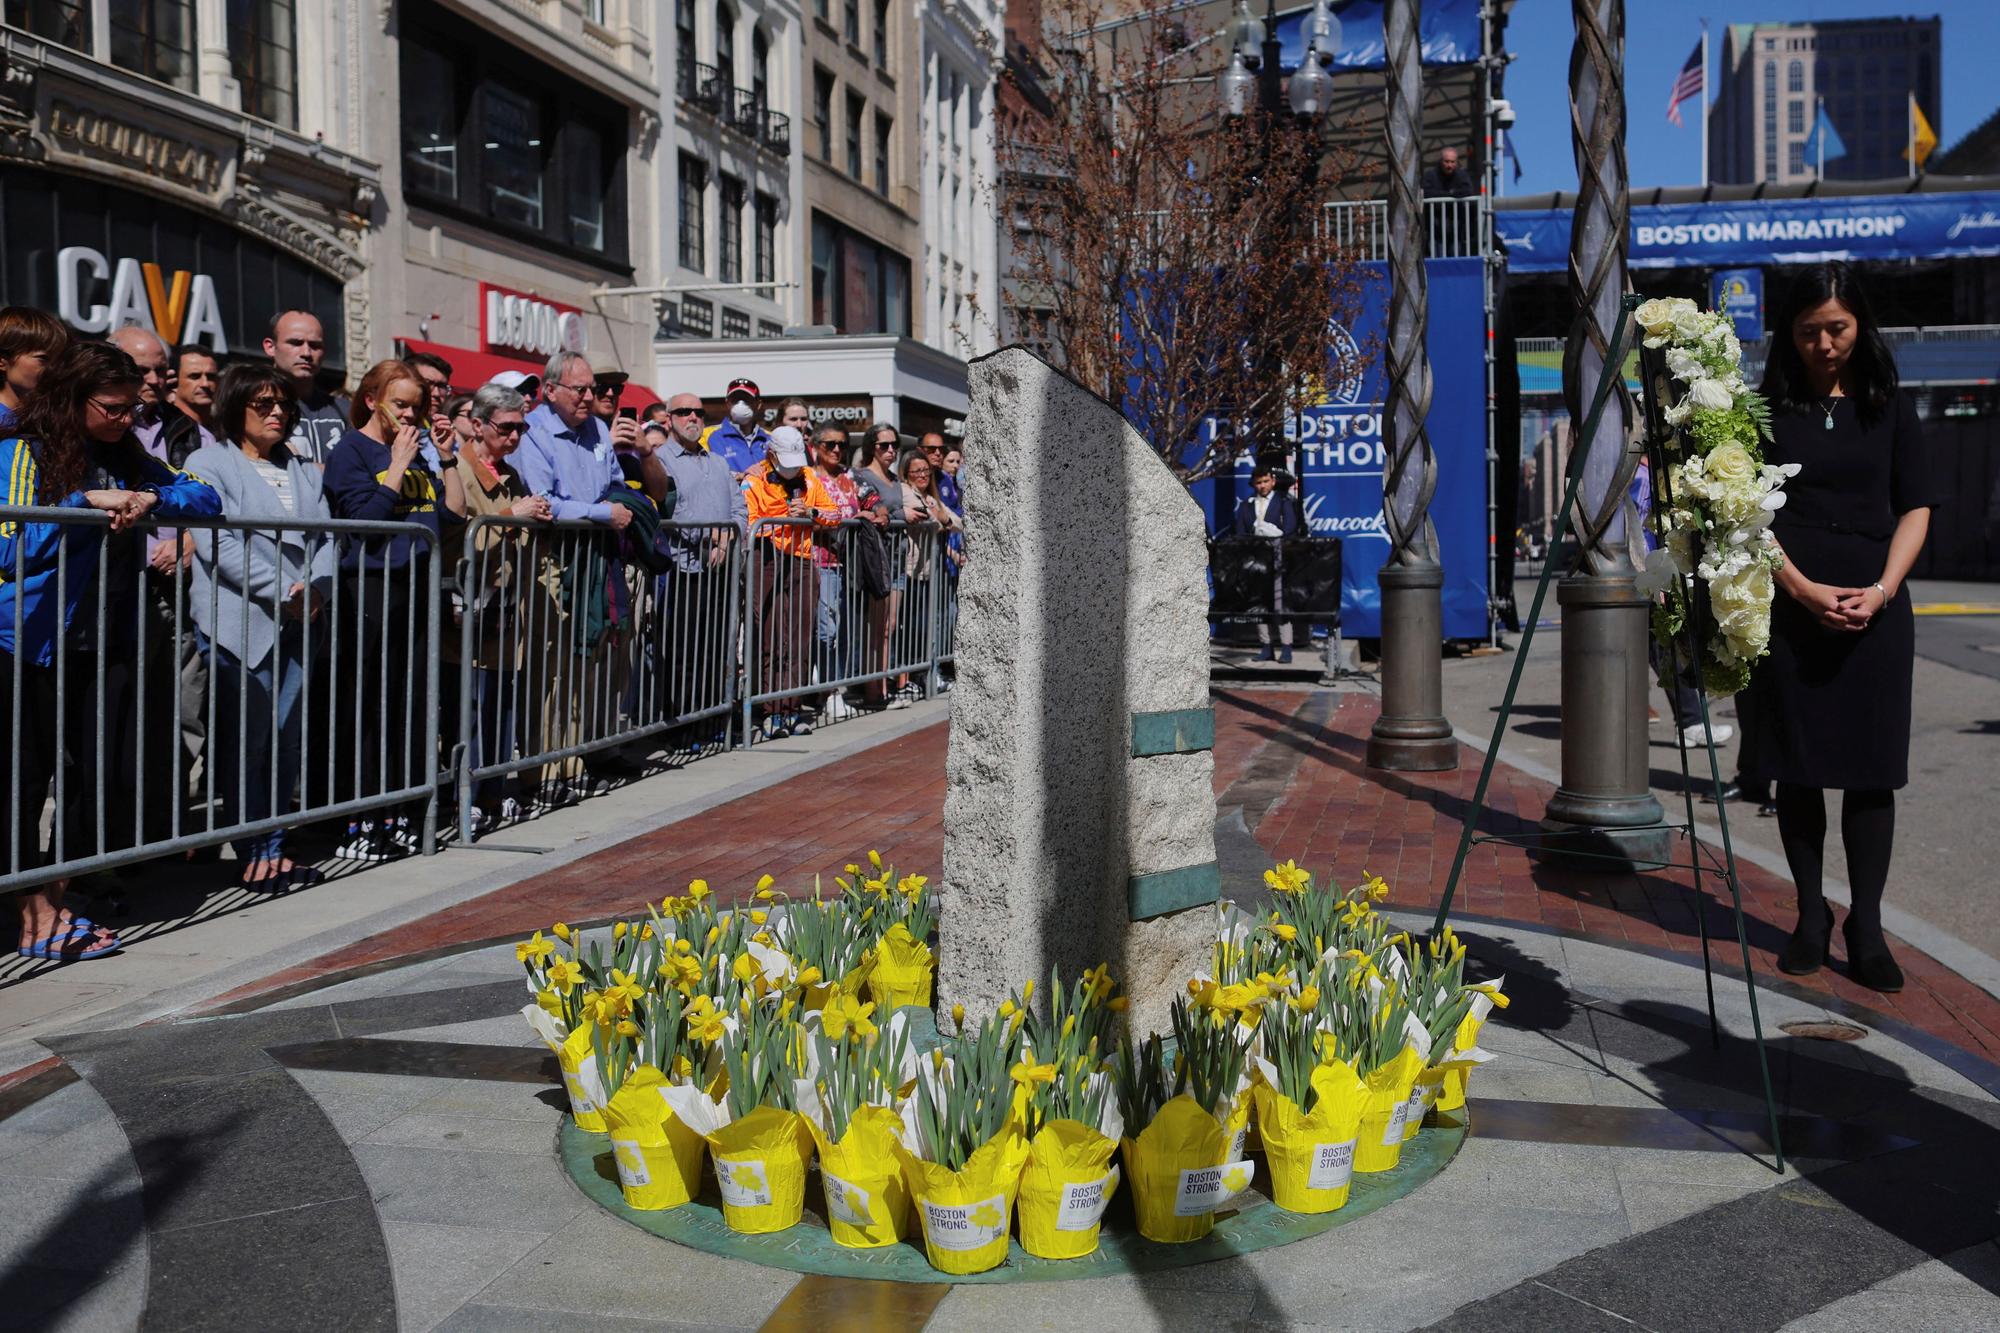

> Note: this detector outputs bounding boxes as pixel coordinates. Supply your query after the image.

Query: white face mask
[728,401,755,427]
[775,463,803,480]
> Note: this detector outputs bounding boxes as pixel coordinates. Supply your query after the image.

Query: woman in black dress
[1748,263,1933,992]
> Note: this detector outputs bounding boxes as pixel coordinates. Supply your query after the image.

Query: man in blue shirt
[704,376,769,479]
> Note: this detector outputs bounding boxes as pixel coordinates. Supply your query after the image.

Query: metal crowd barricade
[1206,535,1344,643]
[451,517,743,839]
[1,506,444,891]
[741,516,949,741]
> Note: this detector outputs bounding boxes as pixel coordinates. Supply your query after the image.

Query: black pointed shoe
[1779,901,1835,976]
[1842,920,1905,994]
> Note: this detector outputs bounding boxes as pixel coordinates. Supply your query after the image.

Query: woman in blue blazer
[183,364,339,889]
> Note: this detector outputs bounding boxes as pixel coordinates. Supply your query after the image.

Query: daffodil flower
[688,880,711,902]
[552,921,573,942]
[515,931,555,965]
[546,957,582,992]
[1010,1059,1058,1087]
[686,996,728,1044]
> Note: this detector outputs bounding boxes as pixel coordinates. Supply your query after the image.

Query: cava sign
[57,246,229,352]
[482,282,587,360]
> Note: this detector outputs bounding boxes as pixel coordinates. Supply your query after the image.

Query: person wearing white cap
[742,425,839,739]
[487,369,540,404]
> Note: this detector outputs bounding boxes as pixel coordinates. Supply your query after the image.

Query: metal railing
[1315,196,1488,259]
[2,508,443,891]
[449,518,743,840]
[741,517,955,741]
[3,504,968,888]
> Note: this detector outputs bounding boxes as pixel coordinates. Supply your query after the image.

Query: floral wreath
[1632,298,1801,696]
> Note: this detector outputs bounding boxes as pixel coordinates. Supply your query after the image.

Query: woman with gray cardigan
[183,364,338,888]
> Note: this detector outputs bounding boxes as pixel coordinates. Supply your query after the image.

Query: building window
[716,2,736,90]
[568,120,606,251]
[721,307,752,339]
[874,0,889,67]
[758,320,784,338]
[811,211,911,335]
[753,29,769,106]
[110,0,195,90]
[481,85,545,231]
[813,0,825,20]
[1762,59,1777,179]
[754,191,777,286]
[719,174,745,282]
[678,154,708,272]
[680,295,714,337]
[1790,141,1806,175]
[403,42,460,196]
[398,6,627,262]
[583,0,603,23]
[846,91,864,177]
[843,0,858,44]
[4,0,91,52]
[1788,99,1804,134]
[1787,58,1803,93]
[814,68,835,162]
[874,113,891,194]
[228,0,298,127]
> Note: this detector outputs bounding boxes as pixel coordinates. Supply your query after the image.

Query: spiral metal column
[1367,0,1457,772]
[1542,0,1667,863]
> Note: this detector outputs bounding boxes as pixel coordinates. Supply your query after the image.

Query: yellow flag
[1904,93,1938,167]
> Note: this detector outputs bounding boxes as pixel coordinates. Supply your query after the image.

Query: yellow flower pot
[1016,1119,1121,1259]
[600,1067,706,1210]
[1121,1094,1247,1243]
[895,1125,1030,1275]
[1251,1060,1368,1214]
[1354,1045,1425,1173]
[1436,1011,1488,1112]
[866,924,934,1010]
[803,1105,911,1249]
[557,1022,608,1133]
[706,1105,814,1234]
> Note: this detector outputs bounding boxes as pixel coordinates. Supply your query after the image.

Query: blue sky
[1501,1,2000,196]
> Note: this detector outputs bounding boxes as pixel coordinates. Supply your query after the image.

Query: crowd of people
[0,304,967,962]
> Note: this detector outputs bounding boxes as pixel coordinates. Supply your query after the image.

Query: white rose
[1672,307,1708,340]
[1633,298,1678,336]
[1706,442,1756,484]
[1666,347,1704,381]
[1687,378,1735,412]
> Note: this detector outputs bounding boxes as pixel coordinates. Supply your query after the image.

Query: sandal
[17,926,122,961]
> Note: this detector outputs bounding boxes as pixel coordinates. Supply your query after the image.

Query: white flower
[1688,378,1735,412]
[1671,307,1709,341]
[1705,443,1756,485]
[1666,347,1705,381]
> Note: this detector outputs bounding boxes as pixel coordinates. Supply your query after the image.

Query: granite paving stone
[361,1110,558,1157]
[435,1307,743,1332]
[466,1207,795,1326]
[144,1194,396,1331]
[353,1141,589,1232]
[380,1220,550,1333]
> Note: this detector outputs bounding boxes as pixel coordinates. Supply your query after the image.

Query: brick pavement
[215,690,2000,1065]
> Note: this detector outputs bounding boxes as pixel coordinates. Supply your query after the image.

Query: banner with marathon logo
[1495,190,2000,274]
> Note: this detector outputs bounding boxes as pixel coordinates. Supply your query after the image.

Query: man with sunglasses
[516,350,635,527]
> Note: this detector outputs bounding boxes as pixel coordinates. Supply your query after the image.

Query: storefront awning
[398,338,663,412]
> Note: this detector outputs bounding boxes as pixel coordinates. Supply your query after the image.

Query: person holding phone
[324,360,466,861]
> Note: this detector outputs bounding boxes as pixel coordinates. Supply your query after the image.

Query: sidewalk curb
[1451,726,2000,1006]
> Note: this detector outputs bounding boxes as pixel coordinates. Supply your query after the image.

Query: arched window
[716,3,736,89]
[1787,59,1803,93]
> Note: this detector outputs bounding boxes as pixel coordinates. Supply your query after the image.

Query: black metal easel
[1428,293,1787,1173]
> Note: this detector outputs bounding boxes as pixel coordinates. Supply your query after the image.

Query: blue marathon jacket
[0,432,222,665]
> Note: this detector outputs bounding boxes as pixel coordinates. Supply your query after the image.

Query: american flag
[1666,39,1703,126]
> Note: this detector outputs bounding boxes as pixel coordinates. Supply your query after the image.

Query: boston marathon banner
[1268,0,1483,70]
[1496,190,2000,273]
[1188,259,1490,639]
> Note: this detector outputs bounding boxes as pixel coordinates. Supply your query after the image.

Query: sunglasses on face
[557,381,597,397]
[89,398,139,419]
[484,419,527,435]
[247,394,286,414]
[669,407,703,417]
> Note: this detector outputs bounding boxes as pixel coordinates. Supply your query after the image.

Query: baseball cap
[590,351,628,385]
[489,369,540,397]
[726,377,761,400]
[770,426,809,470]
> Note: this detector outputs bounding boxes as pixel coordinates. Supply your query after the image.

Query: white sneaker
[335,823,390,862]
[1678,722,1734,747]
[791,713,815,737]
[885,693,911,711]
[497,797,526,821]
[823,695,853,722]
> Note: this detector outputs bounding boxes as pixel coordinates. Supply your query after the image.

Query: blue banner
[1497,191,2000,273]
[1270,0,1483,71]
[1709,268,1764,341]
[1188,259,1490,639]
